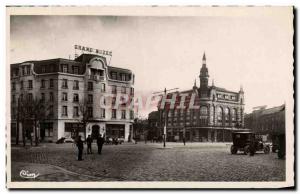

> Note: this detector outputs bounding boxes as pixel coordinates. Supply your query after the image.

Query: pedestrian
[97,134,104,154]
[86,135,93,154]
[183,137,186,146]
[76,136,84,161]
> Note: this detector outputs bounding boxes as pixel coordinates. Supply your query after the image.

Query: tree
[78,99,90,141]
[17,92,49,146]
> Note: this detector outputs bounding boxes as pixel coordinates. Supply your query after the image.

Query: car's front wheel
[231,145,237,154]
[244,145,250,155]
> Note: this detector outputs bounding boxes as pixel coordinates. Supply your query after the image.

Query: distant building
[244,104,285,141]
[156,53,245,142]
[10,54,135,142]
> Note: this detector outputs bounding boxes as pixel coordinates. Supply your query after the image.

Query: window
[73,94,79,102]
[73,106,79,117]
[19,94,23,101]
[225,108,230,123]
[111,85,117,94]
[100,108,105,118]
[121,110,126,119]
[130,87,134,95]
[73,80,79,90]
[26,66,30,75]
[121,87,126,94]
[112,109,117,119]
[130,110,134,119]
[232,109,237,122]
[88,107,93,118]
[101,83,106,92]
[200,106,208,115]
[41,79,46,88]
[28,80,33,89]
[121,74,126,81]
[88,94,93,104]
[62,64,68,73]
[49,105,54,116]
[62,93,68,101]
[217,107,223,124]
[49,92,54,102]
[22,66,25,76]
[62,106,68,116]
[49,79,54,88]
[72,66,79,74]
[27,93,33,101]
[62,79,68,89]
[111,72,117,79]
[41,65,46,73]
[41,93,45,102]
[41,123,53,137]
[88,82,93,91]
[20,81,23,90]
[112,97,116,106]
[12,82,16,91]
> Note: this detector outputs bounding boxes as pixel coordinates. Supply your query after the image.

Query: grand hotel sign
[74,44,112,57]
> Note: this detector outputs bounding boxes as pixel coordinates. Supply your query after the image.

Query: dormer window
[72,66,79,74]
[41,65,46,73]
[26,66,30,75]
[111,72,117,80]
[121,74,126,81]
[62,64,68,73]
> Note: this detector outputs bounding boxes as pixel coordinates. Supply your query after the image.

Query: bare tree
[78,99,90,141]
[17,92,49,146]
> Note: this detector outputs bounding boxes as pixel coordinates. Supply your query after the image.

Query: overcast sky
[10,8,293,117]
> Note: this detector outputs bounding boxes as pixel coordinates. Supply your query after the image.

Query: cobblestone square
[11,142,285,182]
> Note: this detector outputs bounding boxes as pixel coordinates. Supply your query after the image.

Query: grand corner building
[156,53,245,142]
[10,54,135,142]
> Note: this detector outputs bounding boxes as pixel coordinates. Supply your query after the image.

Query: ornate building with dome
[156,53,245,142]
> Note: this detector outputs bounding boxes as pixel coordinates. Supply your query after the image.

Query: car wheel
[231,145,237,154]
[264,146,270,154]
[244,145,250,155]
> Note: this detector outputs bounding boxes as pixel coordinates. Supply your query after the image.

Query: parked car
[64,137,74,143]
[56,137,75,144]
[230,131,270,155]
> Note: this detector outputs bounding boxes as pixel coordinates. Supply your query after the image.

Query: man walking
[76,136,84,161]
[97,134,105,154]
[86,135,93,154]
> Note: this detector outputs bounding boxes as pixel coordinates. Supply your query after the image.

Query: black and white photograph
[6,6,294,189]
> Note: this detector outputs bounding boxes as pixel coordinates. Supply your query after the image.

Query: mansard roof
[10,54,133,77]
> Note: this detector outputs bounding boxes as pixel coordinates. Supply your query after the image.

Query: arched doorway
[91,125,100,139]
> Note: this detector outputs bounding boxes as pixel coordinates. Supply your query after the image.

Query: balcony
[88,75,105,81]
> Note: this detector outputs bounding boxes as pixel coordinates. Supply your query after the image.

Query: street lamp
[153,87,179,148]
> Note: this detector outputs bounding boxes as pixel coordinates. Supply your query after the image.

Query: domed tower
[199,52,209,97]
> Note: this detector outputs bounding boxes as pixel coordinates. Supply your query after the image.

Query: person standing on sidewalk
[97,134,104,154]
[86,135,93,154]
[76,136,84,161]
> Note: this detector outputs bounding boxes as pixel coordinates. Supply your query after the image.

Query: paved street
[11,142,285,182]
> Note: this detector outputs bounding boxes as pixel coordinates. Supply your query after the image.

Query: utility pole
[153,87,179,148]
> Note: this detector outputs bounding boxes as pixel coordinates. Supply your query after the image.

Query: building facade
[10,54,135,142]
[244,104,285,141]
[156,53,245,142]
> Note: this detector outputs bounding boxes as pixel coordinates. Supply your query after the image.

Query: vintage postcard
[6,6,294,189]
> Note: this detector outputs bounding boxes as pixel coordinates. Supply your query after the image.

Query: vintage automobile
[230,131,270,155]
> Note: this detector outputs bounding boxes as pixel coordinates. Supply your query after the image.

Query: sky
[9,7,293,117]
